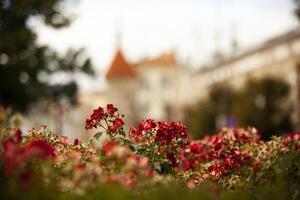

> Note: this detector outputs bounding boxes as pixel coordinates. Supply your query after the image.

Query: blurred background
[1,0,300,140]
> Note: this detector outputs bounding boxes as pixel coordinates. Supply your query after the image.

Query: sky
[30,0,299,90]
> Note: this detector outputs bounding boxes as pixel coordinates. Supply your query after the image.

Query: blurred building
[192,28,300,128]
[22,28,300,138]
[134,52,180,121]
[69,28,300,137]
[104,49,183,126]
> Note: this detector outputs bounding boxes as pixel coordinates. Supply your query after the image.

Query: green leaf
[119,129,126,136]
[94,132,103,140]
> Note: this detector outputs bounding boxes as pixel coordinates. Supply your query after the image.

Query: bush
[1,104,300,199]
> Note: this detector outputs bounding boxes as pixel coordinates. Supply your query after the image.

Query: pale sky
[30,0,299,90]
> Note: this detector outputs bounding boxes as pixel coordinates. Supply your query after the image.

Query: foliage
[295,0,300,20]
[185,77,292,139]
[235,78,292,139]
[0,0,94,112]
[1,104,300,199]
[185,84,235,138]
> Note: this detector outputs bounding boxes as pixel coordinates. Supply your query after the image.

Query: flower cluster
[129,119,189,145]
[2,129,55,176]
[281,132,300,151]
[100,140,154,188]
[128,119,190,171]
[1,125,155,191]
[1,104,300,194]
[85,104,125,140]
[177,128,263,184]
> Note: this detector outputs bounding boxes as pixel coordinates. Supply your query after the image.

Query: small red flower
[107,104,118,116]
[139,119,157,131]
[2,138,25,176]
[25,139,55,159]
[109,118,124,133]
[61,136,68,144]
[73,138,80,145]
[102,141,117,154]
[182,160,192,171]
[155,121,188,145]
[129,127,143,142]
[85,107,105,130]
[12,129,22,143]
[189,142,201,154]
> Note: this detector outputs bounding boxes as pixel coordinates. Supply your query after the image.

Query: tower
[106,47,137,127]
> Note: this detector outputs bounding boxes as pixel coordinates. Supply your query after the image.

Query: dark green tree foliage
[235,78,292,140]
[0,0,94,112]
[186,77,293,140]
[295,0,300,20]
[185,84,235,138]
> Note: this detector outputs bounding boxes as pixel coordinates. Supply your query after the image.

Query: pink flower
[61,136,68,144]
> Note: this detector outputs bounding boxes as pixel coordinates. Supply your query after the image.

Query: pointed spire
[115,19,122,49]
[106,50,136,80]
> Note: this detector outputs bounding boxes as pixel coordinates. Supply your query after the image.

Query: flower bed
[1,104,300,199]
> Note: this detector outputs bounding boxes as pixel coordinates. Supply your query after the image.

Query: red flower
[155,122,188,146]
[102,141,117,154]
[85,104,123,131]
[2,136,55,176]
[189,142,201,154]
[85,107,105,130]
[12,129,22,143]
[139,119,157,131]
[130,127,141,136]
[73,138,80,145]
[107,104,118,116]
[281,132,300,151]
[182,160,192,171]
[283,132,300,143]
[129,127,143,142]
[25,139,55,159]
[2,139,25,176]
[109,118,124,133]
[166,152,178,168]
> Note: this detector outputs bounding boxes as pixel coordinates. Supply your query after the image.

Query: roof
[106,49,136,79]
[137,52,177,67]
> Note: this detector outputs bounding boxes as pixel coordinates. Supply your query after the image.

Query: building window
[161,76,171,88]
[164,104,172,121]
[138,103,149,116]
[139,78,149,90]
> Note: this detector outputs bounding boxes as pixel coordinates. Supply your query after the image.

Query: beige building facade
[192,29,300,128]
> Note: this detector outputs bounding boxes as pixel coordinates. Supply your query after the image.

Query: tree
[234,78,292,140]
[185,84,235,139]
[0,0,94,112]
[186,77,293,140]
[295,0,300,20]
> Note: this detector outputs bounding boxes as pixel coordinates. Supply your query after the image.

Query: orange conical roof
[106,49,136,80]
